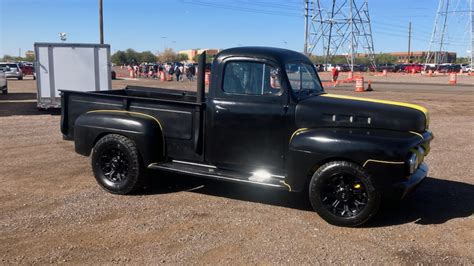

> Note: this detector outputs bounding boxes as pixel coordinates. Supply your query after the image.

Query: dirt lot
[0,76,473,264]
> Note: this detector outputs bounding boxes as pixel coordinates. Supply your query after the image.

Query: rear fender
[74,110,165,165]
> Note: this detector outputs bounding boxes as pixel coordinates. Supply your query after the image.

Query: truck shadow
[366,176,474,227]
[142,172,312,211]
[142,174,473,226]
[0,92,60,117]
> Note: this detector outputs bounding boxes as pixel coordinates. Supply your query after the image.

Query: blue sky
[0,0,472,57]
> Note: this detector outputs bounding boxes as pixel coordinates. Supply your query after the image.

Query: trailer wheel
[91,134,144,194]
[309,161,381,227]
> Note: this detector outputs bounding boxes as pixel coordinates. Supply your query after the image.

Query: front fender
[74,111,165,166]
[286,128,426,192]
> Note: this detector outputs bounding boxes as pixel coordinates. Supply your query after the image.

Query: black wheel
[91,134,143,194]
[309,161,381,227]
[18,75,23,80]
[1,88,7,95]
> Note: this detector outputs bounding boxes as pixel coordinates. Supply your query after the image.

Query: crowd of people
[124,63,197,81]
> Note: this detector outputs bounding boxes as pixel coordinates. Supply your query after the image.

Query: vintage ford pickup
[61,47,433,226]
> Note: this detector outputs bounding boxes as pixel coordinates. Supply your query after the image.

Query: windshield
[285,62,323,99]
[0,64,17,69]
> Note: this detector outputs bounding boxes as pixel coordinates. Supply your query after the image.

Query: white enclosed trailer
[34,43,112,109]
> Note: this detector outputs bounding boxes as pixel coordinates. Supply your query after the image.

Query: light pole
[99,0,104,44]
[161,36,167,50]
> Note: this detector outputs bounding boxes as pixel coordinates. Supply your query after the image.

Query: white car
[0,62,23,80]
[465,65,473,73]
[0,68,7,94]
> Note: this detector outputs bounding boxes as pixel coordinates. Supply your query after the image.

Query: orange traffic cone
[366,80,373,91]
[355,77,364,92]
[205,71,211,85]
[449,73,457,85]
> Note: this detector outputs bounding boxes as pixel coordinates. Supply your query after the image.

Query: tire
[1,87,7,95]
[91,134,144,194]
[18,75,23,80]
[309,161,381,227]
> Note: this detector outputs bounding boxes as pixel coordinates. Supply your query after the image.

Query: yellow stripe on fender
[321,93,429,128]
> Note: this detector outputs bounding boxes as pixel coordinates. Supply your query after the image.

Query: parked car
[61,47,432,227]
[465,65,473,73]
[377,64,396,72]
[0,62,23,80]
[18,62,35,79]
[404,64,423,73]
[0,66,8,94]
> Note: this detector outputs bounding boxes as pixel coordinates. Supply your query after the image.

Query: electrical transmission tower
[426,0,473,66]
[305,0,376,71]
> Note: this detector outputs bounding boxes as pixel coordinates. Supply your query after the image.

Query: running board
[148,160,289,190]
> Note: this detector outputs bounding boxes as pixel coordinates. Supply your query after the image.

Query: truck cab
[61,47,432,226]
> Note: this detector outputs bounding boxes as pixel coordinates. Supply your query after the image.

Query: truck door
[206,59,288,174]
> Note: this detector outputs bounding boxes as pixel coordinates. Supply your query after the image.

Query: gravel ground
[0,77,473,264]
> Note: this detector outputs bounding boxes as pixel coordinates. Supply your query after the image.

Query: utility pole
[304,0,309,55]
[408,22,412,63]
[470,0,473,67]
[99,0,104,44]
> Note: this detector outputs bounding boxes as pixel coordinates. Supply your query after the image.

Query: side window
[223,61,281,96]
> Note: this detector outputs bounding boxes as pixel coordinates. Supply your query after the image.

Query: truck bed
[61,85,204,161]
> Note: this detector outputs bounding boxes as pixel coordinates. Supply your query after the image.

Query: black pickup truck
[61,47,433,226]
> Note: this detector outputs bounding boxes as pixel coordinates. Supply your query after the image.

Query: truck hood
[295,94,428,132]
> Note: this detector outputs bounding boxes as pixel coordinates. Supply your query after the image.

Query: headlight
[407,153,418,174]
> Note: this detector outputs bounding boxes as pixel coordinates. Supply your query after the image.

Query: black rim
[320,174,368,217]
[99,148,129,183]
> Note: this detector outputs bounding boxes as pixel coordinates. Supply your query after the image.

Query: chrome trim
[172,160,217,169]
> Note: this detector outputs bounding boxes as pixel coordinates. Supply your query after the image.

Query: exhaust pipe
[196,51,206,104]
[194,51,206,154]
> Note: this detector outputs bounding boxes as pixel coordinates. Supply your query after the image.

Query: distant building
[25,50,35,58]
[178,48,221,63]
[389,51,456,63]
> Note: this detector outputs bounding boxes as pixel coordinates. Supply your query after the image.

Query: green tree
[355,56,369,65]
[192,53,214,63]
[139,51,157,63]
[455,57,469,64]
[177,53,189,62]
[111,50,127,65]
[157,48,178,63]
[375,53,397,64]
[24,54,35,62]
[125,48,140,64]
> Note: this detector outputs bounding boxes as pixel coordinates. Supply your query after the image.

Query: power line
[180,0,302,17]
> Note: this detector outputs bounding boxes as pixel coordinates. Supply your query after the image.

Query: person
[175,65,181,82]
[127,64,134,78]
[133,64,139,78]
[178,65,184,81]
[331,67,339,82]
[189,64,195,81]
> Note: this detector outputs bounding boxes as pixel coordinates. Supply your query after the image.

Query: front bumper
[392,162,428,199]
